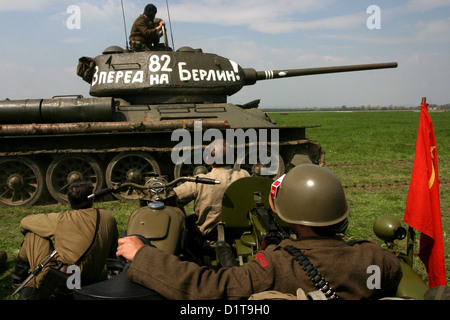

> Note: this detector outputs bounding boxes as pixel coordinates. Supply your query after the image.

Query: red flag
[403,101,447,288]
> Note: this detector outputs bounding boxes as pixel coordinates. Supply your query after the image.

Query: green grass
[271,110,449,284]
[1,110,449,299]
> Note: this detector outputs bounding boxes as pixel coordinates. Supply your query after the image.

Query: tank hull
[0,99,324,207]
[0,47,397,207]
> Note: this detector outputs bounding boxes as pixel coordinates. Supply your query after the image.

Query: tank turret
[87,46,397,105]
[0,43,397,207]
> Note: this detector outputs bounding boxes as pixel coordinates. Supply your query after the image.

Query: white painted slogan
[91,54,241,86]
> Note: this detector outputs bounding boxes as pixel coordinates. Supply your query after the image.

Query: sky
[0,0,449,108]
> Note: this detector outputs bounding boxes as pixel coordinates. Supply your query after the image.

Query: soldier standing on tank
[117,164,403,300]
[129,4,165,51]
[10,182,118,300]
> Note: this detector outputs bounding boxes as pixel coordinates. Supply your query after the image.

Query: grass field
[270,110,449,284]
[0,110,448,299]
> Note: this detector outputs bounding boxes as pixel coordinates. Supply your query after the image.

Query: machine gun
[218,176,290,267]
[248,194,290,250]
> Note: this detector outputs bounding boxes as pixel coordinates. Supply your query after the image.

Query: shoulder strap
[75,209,100,265]
[284,245,340,300]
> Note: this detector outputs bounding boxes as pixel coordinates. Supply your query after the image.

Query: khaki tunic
[19,208,118,287]
[173,166,250,235]
[129,14,162,45]
[128,237,402,300]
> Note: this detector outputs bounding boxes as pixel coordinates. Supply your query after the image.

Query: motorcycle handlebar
[154,176,220,187]
[87,176,220,199]
[87,187,115,199]
[194,177,221,185]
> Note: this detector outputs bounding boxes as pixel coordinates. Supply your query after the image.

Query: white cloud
[1,0,449,107]
[416,19,450,41]
[76,0,121,23]
[0,0,55,12]
[168,0,339,33]
[405,0,450,12]
[278,13,365,33]
[46,0,124,25]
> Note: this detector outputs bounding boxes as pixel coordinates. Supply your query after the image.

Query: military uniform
[173,166,250,236]
[128,237,402,300]
[129,14,163,51]
[17,208,118,289]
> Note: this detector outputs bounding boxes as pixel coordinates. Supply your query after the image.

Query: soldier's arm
[128,244,272,300]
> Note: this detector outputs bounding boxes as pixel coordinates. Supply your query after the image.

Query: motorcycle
[74,174,222,300]
[72,175,429,300]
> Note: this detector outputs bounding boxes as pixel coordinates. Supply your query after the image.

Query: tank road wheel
[106,152,161,201]
[174,163,211,179]
[173,148,211,179]
[46,154,104,204]
[0,157,44,207]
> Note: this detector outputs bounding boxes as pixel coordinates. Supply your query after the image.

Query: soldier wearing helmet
[129,4,166,51]
[269,163,350,234]
[117,164,403,300]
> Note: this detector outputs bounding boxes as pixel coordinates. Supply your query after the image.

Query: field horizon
[0,110,448,299]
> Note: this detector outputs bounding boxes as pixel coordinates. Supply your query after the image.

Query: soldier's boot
[10,257,30,290]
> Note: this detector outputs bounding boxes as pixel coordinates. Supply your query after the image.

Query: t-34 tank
[0,40,397,207]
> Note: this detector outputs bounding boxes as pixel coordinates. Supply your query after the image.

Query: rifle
[10,250,58,297]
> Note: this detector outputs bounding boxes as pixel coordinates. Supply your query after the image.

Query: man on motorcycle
[11,181,118,300]
[173,139,250,239]
[117,164,403,300]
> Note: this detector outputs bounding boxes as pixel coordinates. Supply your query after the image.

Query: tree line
[263,103,450,112]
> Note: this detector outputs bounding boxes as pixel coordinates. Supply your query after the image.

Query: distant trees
[263,103,450,112]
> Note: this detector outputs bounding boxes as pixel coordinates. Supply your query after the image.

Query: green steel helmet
[273,164,349,226]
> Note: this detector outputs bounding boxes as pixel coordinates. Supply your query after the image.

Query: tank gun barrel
[243,62,398,85]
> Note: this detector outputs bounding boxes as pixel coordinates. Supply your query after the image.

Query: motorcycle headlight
[373,215,407,242]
